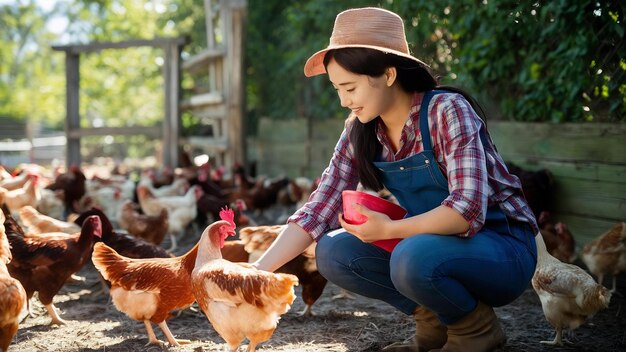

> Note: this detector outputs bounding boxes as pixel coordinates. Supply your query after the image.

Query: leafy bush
[245,0,625,124]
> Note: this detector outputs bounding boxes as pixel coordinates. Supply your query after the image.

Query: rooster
[191,208,299,352]
[3,211,102,325]
[0,210,27,352]
[91,239,199,347]
[532,232,611,346]
[581,222,626,293]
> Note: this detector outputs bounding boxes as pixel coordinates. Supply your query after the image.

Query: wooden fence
[251,118,625,244]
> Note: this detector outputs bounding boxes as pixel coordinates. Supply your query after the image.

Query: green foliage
[245,0,625,123]
[0,0,623,141]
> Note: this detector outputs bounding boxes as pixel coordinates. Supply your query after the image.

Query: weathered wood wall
[252,118,625,244]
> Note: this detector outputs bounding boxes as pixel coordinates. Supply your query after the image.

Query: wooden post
[163,41,182,168]
[66,52,81,166]
[225,0,247,169]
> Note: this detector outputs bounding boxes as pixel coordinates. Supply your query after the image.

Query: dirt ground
[8,207,626,352]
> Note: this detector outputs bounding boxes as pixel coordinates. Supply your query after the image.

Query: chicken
[117,200,169,245]
[138,174,188,198]
[0,210,27,352]
[137,184,201,251]
[91,239,199,347]
[3,210,102,325]
[0,171,33,191]
[239,225,328,316]
[537,212,576,264]
[73,208,172,260]
[44,165,86,215]
[191,208,299,352]
[507,163,555,218]
[532,232,611,346]
[0,174,40,214]
[581,222,626,293]
[0,166,12,181]
[18,206,81,234]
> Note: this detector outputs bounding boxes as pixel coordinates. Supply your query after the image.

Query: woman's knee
[315,231,353,279]
[389,237,437,290]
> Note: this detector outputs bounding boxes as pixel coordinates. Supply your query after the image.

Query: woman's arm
[253,222,314,272]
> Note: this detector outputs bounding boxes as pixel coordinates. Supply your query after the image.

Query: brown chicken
[239,224,328,316]
[581,222,626,293]
[537,212,576,263]
[3,210,102,325]
[191,209,299,352]
[44,165,86,215]
[117,200,169,245]
[91,239,198,347]
[0,210,27,352]
[532,233,611,346]
[18,205,81,235]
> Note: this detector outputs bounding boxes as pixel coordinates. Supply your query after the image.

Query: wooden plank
[67,126,161,138]
[553,177,625,220]
[182,48,226,73]
[51,37,189,53]
[489,122,626,164]
[503,158,626,184]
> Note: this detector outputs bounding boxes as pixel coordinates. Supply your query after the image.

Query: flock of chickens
[0,162,321,352]
[0,161,624,351]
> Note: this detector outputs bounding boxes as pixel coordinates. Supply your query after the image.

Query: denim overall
[316,90,537,324]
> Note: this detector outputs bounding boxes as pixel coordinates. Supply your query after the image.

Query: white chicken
[191,208,298,352]
[18,206,81,234]
[532,232,612,346]
[137,184,200,251]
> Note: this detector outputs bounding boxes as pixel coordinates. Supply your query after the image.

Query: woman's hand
[338,203,393,243]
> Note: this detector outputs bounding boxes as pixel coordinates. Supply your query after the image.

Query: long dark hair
[323,48,486,191]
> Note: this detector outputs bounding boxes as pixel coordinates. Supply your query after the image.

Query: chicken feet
[45,303,67,325]
[540,327,574,346]
[143,320,191,347]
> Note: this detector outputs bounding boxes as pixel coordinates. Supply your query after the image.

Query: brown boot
[432,302,506,352]
[382,306,447,351]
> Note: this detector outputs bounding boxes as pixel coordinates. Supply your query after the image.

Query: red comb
[219,207,235,228]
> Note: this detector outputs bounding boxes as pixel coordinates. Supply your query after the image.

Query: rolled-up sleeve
[435,94,488,237]
[288,128,359,241]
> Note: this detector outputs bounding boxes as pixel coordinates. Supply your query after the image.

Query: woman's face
[327,58,391,123]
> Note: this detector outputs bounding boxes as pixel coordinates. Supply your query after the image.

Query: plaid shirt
[289,91,538,241]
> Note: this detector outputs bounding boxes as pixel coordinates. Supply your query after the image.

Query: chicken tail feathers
[91,242,129,282]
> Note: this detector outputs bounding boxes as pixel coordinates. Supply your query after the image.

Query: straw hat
[304,7,428,77]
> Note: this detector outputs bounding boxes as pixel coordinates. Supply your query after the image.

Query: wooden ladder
[181,0,246,171]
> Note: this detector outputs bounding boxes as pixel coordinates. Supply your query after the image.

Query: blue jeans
[315,220,537,324]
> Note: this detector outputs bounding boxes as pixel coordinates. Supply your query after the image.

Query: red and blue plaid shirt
[288,91,538,241]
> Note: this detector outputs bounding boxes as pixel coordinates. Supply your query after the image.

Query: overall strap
[419,90,443,152]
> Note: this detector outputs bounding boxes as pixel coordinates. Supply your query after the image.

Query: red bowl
[341,190,407,252]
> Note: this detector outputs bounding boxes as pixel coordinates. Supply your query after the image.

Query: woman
[253,7,537,352]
